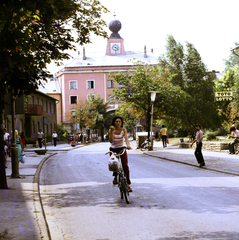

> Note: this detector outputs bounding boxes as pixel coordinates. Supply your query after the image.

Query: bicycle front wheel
[121,180,130,204]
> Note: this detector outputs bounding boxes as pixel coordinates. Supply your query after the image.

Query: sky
[47,0,239,74]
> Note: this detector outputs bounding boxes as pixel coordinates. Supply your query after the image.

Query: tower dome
[109,19,122,39]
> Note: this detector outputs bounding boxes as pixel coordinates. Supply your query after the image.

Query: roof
[38,79,61,94]
[64,50,159,69]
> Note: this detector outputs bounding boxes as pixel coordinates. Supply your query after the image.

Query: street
[40,143,239,240]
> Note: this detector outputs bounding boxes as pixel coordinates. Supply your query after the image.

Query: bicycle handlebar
[105,147,126,157]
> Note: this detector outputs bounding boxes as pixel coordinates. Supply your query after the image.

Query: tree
[115,102,144,139]
[0,0,109,189]
[214,66,239,126]
[158,35,220,134]
[111,62,185,139]
[223,42,239,70]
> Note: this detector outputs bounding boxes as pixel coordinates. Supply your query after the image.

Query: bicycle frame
[105,148,130,203]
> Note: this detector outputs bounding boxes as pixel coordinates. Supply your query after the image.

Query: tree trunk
[101,125,104,142]
[0,94,8,189]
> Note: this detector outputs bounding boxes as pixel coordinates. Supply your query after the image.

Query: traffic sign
[140,119,146,126]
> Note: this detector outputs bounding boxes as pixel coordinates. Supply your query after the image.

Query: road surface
[40,143,239,240]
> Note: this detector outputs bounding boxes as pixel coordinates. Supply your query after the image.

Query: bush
[57,123,68,141]
[216,127,228,136]
[204,132,217,140]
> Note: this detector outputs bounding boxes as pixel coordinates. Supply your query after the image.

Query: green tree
[111,62,185,139]
[76,94,110,141]
[224,42,239,70]
[158,35,220,134]
[115,102,144,139]
[0,0,108,189]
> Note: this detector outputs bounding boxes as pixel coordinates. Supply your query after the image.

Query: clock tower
[106,16,126,55]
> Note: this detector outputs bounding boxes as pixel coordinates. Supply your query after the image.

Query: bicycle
[105,148,130,204]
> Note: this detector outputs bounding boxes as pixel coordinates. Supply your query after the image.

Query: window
[87,80,95,89]
[69,81,77,90]
[87,94,95,100]
[107,80,114,88]
[43,100,46,112]
[108,95,115,103]
[70,96,77,104]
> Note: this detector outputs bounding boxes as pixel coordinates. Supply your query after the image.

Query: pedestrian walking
[191,124,205,167]
[20,131,26,150]
[67,133,71,144]
[52,131,58,146]
[15,130,23,163]
[159,125,168,148]
[38,129,44,148]
[228,126,239,154]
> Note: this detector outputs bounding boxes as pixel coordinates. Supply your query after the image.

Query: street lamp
[148,91,158,150]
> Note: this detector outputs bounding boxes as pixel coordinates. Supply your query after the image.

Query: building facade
[49,17,159,131]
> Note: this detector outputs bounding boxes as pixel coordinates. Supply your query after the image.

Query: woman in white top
[38,129,44,148]
[52,131,58,146]
[109,116,132,192]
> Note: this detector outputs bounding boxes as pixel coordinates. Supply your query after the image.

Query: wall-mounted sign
[215,91,234,101]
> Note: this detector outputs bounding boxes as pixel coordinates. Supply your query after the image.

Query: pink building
[50,17,159,131]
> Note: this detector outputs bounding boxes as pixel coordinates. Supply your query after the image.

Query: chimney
[144,45,147,58]
[83,47,86,60]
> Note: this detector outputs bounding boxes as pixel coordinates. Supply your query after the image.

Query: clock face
[111,43,121,53]
[112,44,119,51]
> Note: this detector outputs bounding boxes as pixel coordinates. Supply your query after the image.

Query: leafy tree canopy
[0,0,108,96]
[223,42,239,70]
[158,35,220,133]
[111,61,186,138]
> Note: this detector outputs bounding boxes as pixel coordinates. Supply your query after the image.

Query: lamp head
[148,91,159,102]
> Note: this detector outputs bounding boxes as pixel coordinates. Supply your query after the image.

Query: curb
[24,144,84,152]
[33,153,57,240]
[143,151,239,177]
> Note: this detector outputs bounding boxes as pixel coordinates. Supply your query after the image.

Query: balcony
[25,104,43,115]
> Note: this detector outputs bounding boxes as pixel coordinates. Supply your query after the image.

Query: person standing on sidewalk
[52,131,58,146]
[191,124,205,167]
[159,125,168,148]
[38,129,44,148]
[228,126,239,154]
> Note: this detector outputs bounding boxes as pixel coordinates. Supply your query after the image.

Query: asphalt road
[40,143,239,240]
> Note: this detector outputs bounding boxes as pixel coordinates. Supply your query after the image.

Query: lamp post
[148,91,158,151]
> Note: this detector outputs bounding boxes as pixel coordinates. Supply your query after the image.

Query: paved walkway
[0,143,83,240]
[1,141,238,239]
[135,140,239,176]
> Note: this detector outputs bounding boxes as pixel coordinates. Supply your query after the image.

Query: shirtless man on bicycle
[109,116,132,192]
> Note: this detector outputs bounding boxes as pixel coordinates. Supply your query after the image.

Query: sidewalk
[0,143,83,240]
[137,140,239,176]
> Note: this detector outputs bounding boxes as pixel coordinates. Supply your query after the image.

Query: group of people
[67,132,87,144]
[37,129,58,148]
